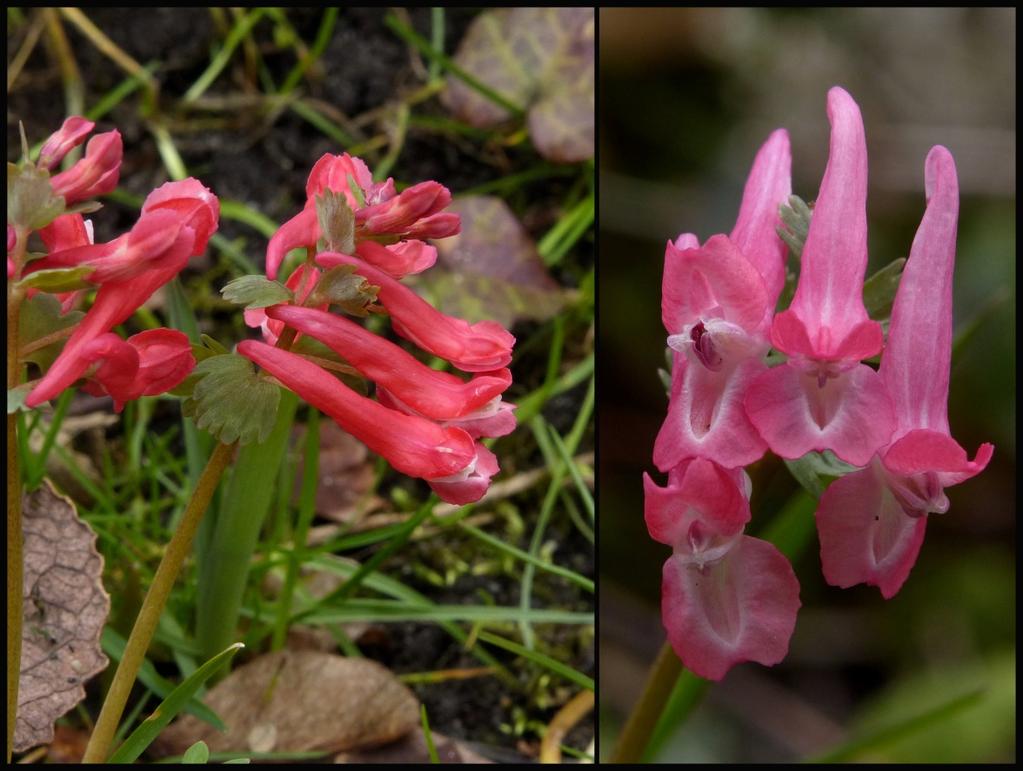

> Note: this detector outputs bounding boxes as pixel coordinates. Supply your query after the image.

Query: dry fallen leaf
[335,730,493,764]
[292,421,377,524]
[156,651,419,756]
[16,480,110,753]
[442,8,595,163]
[426,196,567,327]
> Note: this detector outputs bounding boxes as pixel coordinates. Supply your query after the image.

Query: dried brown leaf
[292,421,377,524]
[16,480,109,753]
[155,651,419,756]
[336,730,494,764]
[442,8,594,162]
[427,195,566,326]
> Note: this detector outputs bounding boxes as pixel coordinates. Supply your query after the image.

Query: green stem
[7,231,27,762]
[609,640,683,763]
[81,441,236,763]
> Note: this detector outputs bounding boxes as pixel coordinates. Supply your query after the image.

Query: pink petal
[427,442,499,504]
[315,251,514,372]
[127,328,195,397]
[38,213,92,252]
[305,153,376,206]
[729,128,791,310]
[25,231,194,408]
[355,239,437,278]
[743,361,895,467]
[880,146,959,439]
[882,429,993,487]
[816,461,927,599]
[141,178,220,256]
[771,87,881,364]
[653,351,768,472]
[82,332,140,412]
[661,234,770,337]
[49,130,122,205]
[643,458,750,549]
[266,206,318,279]
[357,181,451,234]
[661,535,801,681]
[266,304,512,420]
[38,116,95,170]
[238,340,477,480]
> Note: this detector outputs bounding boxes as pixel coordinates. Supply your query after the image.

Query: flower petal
[315,251,514,372]
[661,234,770,337]
[653,352,768,471]
[661,536,800,681]
[729,128,791,310]
[816,462,927,599]
[882,429,993,487]
[880,146,959,439]
[266,206,318,280]
[743,361,895,467]
[771,87,881,363]
[238,340,476,480]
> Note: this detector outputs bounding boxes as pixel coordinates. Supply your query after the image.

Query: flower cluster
[239,153,516,505]
[648,87,992,681]
[12,117,218,412]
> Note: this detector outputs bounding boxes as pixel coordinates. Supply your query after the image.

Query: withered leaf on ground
[16,480,109,753]
[155,651,419,757]
[441,8,594,163]
[335,730,494,764]
[292,420,377,524]
[426,195,566,327]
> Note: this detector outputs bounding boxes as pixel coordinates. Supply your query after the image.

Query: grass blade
[107,643,243,763]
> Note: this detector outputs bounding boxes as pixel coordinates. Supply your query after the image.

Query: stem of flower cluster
[7,229,27,763]
[82,440,236,763]
[609,640,683,763]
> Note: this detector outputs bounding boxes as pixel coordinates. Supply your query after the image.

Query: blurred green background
[598,7,1014,763]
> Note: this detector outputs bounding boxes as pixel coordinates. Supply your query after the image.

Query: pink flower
[237,339,496,504]
[49,129,122,205]
[265,152,457,280]
[654,130,790,471]
[266,304,516,438]
[645,458,800,680]
[744,87,895,466]
[816,146,994,598]
[25,179,219,409]
[79,329,195,412]
[315,251,515,373]
[37,116,95,170]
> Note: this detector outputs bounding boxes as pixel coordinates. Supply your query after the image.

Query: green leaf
[7,162,65,231]
[863,257,907,320]
[7,384,33,413]
[783,450,861,499]
[182,740,210,764]
[220,275,293,310]
[309,265,380,317]
[182,354,281,445]
[19,293,85,372]
[107,643,243,764]
[315,189,356,254]
[17,265,96,293]
[777,194,813,260]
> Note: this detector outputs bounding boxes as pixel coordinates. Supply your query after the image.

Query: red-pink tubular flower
[266,305,514,429]
[645,459,800,681]
[315,251,515,372]
[38,116,95,170]
[80,328,194,412]
[239,340,494,503]
[25,226,196,408]
[142,178,220,255]
[49,130,122,205]
[816,146,993,598]
[265,153,455,280]
[426,442,499,504]
[770,88,882,367]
